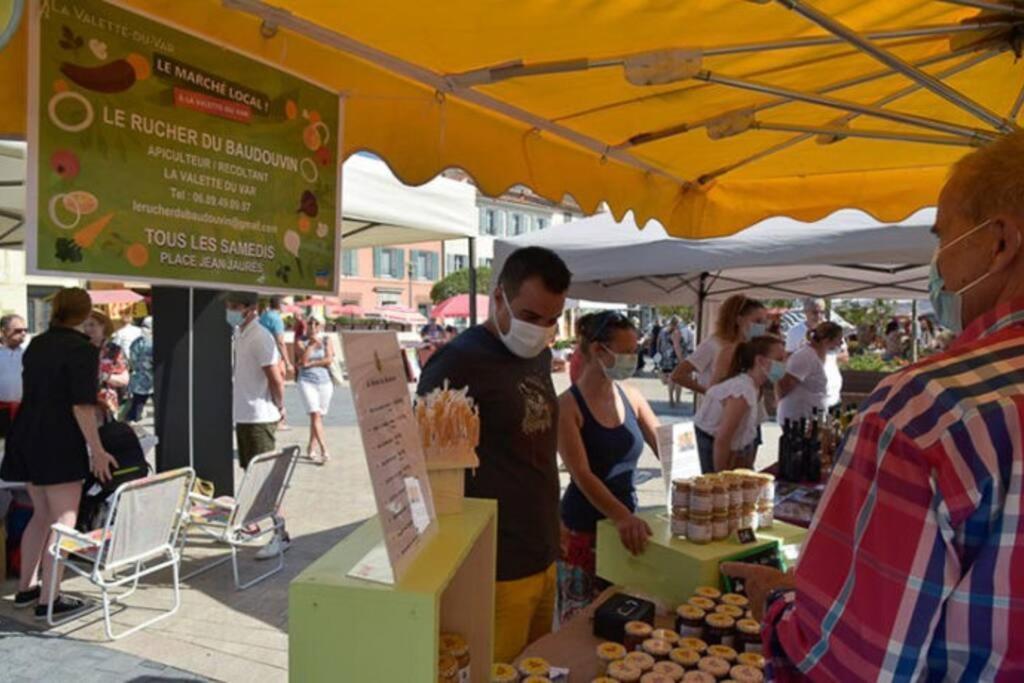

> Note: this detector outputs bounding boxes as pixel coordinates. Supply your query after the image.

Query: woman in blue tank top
[557,311,661,624]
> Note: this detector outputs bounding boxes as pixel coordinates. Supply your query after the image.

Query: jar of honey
[597,641,629,665]
[624,621,654,652]
[735,618,762,653]
[737,652,765,670]
[687,514,712,544]
[706,644,738,663]
[711,512,729,541]
[624,651,656,673]
[693,586,722,602]
[690,479,714,514]
[642,637,674,661]
[439,633,470,682]
[672,479,692,508]
[607,660,643,682]
[710,479,728,513]
[714,604,744,620]
[651,629,680,647]
[669,647,701,669]
[703,613,736,648]
[675,604,706,638]
[517,657,551,679]
[697,655,731,680]
[438,654,459,683]
[687,596,717,613]
[730,664,765,683]
[651,660,685,681]
[491,663,518,683]
[678,636,708,654]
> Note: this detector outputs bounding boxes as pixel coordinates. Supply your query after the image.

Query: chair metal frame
[181,446,300,590]
[47,467,195,640]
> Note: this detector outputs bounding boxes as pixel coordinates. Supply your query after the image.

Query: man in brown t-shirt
[418,247,571,663]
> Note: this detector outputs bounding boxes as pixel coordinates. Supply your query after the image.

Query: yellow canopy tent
[1,0,1022,237]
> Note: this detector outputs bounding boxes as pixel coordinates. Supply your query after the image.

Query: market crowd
[418,130,1024,679]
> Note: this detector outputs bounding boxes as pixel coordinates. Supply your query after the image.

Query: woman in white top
[673,295,768,396]
[776,322,844,424]
[694,336,785,472]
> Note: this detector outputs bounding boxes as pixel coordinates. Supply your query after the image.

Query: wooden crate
[290,498,496,681]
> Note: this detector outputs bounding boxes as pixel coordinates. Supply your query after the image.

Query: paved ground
[0,368,781,682]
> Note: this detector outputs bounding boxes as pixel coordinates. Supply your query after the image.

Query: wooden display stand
[596,511,807,608]
[289,499,496,682]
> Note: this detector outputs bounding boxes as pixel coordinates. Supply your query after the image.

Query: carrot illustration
[73,212,114,248]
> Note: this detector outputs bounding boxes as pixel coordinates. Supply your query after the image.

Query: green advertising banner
[28,0,341,294]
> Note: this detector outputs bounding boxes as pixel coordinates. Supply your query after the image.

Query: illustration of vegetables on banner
[31,0,340,293]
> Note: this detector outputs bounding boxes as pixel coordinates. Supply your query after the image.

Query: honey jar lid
[693,585,722,600]
[705,613,736,628]
[652,660,685,677]
[736,618,761,635]
[642,638,673,656]
[597,641,628,660]
[730,664,765,683]
[678,636,709,653]
[624,651,656,671]
[715,604,744,618]
[607,660,643,682]
[517,657,551,675]
[721,593,750,608]
[438,654,459,676]
[491,662,519,682]
[639,674,676,683]
[651,628,680,644]
[737,652,765,669]
[669,647,701,667]
[707,644,738,661]
[697,655,731,678]
[625,620,654,636]
[676,604,706,620]
[688,596,717,612]
[439,632,468,657]
[682,673,716,683]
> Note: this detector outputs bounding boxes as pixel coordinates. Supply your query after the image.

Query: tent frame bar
[223,0,689,186]
[1011,79,1024,119]
[698,69,996,141]
[445,20,1014,87]
[341,222,382,239]
[939,0,1024,19]
[696,47,1001,182]
[772,0,1017,133]
[621,39,1004,149]
[750,121,979,147]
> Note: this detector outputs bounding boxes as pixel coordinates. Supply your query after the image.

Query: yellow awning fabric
[2,1,1022,237]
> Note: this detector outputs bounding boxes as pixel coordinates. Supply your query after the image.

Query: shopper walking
[776,322,844,424]
[724,127,1024,682]
[83,310,128,417]
[693,335,784,472]
[227,291,289,559]
[657,317,685,407]
[124,317,154,423]
[295,315,334,464]
[417,247,571,663]
[557,311,660,623]
[673,295,767,396]
[785,298,847,408]
[0,314,27,429]
[1,288,117,619]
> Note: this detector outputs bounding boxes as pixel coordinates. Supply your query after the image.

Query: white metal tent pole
[188,288,195,469]
[770,0,1018,133]
[468,237,478,325]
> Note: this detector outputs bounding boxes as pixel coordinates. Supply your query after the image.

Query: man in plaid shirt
[725,132,1024,680]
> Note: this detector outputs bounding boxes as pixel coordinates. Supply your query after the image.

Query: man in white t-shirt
[0,315,26,433]
[112,313,142,355]
[226,291,289,557]
[785,298,846,407]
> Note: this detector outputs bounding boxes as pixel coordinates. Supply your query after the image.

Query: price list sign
[343,331,436,582]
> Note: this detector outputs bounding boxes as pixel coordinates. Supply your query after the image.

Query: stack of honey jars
[669,471,775,542]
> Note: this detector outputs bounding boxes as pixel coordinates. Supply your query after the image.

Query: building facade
[337,178,584,318]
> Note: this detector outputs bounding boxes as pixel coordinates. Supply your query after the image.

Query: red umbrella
[431,294,489,319]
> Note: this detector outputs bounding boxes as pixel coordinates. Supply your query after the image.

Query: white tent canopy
[0,141,24,248]
[341,154,478,248]
[493,208,937,307]
[0,148,478,252]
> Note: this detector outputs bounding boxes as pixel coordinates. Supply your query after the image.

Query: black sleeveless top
[560,384,645,533]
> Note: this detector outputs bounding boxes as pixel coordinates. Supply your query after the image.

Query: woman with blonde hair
[672,295,768,397]
[1,288,118,619]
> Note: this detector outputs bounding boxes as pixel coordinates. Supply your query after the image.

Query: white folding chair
[182,446,299,590]
[48,467,195,640]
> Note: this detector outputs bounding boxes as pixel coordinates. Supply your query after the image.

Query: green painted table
[290,499,496,682]
[596,511,807,608]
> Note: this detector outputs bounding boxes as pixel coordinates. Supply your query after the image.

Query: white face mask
[497,288,556,359]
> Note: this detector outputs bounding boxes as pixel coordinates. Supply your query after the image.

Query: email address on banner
[132,200,277,234]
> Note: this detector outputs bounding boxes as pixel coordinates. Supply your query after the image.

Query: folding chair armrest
[188,492,235,509]
[51,523,102,547]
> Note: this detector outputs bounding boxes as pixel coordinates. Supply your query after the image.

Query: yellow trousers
[493,563,557,663]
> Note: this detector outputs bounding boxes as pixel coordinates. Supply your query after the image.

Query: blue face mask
[225,309,245,328]
[928,218,998,334]
[766,359,786,384]
[747,322,767,340]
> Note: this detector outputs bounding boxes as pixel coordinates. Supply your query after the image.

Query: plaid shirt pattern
[764,298,1024,681]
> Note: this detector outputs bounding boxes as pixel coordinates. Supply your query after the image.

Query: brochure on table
[27,0,341,295]
[657,421,702,511]
[342,331,437,583]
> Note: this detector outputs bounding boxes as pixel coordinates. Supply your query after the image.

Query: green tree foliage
[655,305,694,322]
[430,267,492,304]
